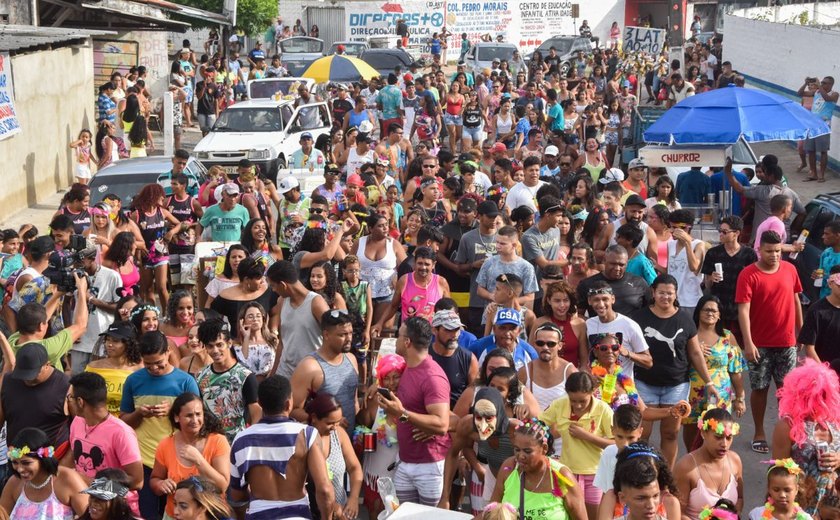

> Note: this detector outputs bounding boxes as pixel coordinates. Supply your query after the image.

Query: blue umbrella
[643,85,831,145]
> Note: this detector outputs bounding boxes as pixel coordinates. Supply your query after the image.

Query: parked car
[460,42,517,76]
[360,48,415,78]
[193,99,332,178]
[531,35,594,76]
[327,41,369,57]
[278,37,324,76]
[247,78,316,99]
[792,193,840,306]
[88,156,208,207]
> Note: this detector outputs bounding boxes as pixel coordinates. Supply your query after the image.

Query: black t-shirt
[196,81,220,115]
[701,244,758,321]
[437,221,475,293]
[430,346,475,408]
[631,307,698,386]
[332,99,354,125]
[463,108,482,128]
[2,369,69,447]
[577,273,650,317]
[798,297,840,363]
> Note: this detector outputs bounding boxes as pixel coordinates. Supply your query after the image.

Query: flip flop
[818,178,826,183]
[803,177,818,182]
[751,440,769,453]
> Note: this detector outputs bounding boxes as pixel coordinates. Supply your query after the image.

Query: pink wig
[778,359,840,446]
[376,354,407,386]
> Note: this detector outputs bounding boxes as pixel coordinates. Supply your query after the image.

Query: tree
[176,0,276,37]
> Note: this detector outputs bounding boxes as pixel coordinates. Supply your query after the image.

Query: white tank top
[667,238,704,308]
[495,113,513,135]
[346,148,373,176]
[358,235,397,299]
[524,362,573,411]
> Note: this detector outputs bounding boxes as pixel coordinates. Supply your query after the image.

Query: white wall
[723,13,840,167]
[732,2,840,26]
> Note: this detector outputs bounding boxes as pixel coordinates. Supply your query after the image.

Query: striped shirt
[229,416,316,491]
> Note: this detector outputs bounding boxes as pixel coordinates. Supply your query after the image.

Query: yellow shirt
[540,396,613,475]
[86,366,137,416]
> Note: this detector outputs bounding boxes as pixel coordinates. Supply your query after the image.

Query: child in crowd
[541,372,614,520]
[616,224,657,285]
[613,443,680,520]
[482,502,518,520]
[0,229,24,286]
[483,273,536,336]
[817,495,840,520]
[594,404,644,496]
[749,459,813,520]
[69,129,94,185]
[341,255,372,384]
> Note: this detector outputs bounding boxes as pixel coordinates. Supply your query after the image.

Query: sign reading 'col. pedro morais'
[639,145,732,167]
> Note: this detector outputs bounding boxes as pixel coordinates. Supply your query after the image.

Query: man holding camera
[73,247,123,374]
[8,272,89,373]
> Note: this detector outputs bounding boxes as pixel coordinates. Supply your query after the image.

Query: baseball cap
[628,157,647,169]
[477,200,500,217]
[82,478,129,501]
[599,168,625,185]
[622,80,631,88]
[494,308,522,327]
[277,176,300,194]
[336,44,346,52]
[12,343,48,380]
[28,236,55,258]
[403,73,413,83]
[457,197,478,212]
[325,163,340,175]
[179,48,190,54]
[300,132,313,140]
[222,182,240,195]
[99,321,137,341]
[431,310,462,330]
[347,173,365,187]
[544,145,560,157]
[624,194,647,208]
[490,142,507,154]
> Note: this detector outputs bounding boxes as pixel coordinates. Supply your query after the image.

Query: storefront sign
[639,145,732,167]
[623,26,666,55]
[0,53,21,141]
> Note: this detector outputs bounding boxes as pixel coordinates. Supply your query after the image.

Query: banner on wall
[0,53,21,141]
[345,0,578,55]
[622,26,666,54]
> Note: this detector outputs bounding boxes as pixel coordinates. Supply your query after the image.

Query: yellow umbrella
[302,54,380,83]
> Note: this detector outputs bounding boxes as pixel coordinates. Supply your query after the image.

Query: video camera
[43,234,88,293]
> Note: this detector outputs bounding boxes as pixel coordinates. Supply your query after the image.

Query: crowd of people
[8,22,840,520]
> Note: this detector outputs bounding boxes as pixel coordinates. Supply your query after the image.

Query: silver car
[279,37,324,76]
[461,42,517,76]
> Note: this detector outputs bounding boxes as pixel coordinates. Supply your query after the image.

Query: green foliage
[177,0,276,36]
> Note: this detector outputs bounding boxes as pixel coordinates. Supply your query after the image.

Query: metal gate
[305,6,345,50]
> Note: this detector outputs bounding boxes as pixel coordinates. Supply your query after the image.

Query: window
[280,38,323,54]
[476,46,516,62]
[214,108,283,132]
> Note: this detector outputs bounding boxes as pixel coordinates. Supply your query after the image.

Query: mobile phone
[377,388,393,400]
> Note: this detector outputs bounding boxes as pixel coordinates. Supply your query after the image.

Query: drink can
[816,440,830,471]
[816,269,825,288]
[714,263,723,280]
[363,432,377,452]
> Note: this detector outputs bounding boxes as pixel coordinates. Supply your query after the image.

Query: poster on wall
[93,40,139,91]
[0,53,21,141]
[345,0,578,56]
[623,26,666,54]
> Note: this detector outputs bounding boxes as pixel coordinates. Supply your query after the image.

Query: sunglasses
[594,344,620,352]
[310,208,325,214]
[535,340,558,348]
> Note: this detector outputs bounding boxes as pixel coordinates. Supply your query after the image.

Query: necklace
[524,460,549,491]
[27,475,52,490]
[761,499,809,520]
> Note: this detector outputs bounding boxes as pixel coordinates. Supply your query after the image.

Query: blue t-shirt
[430,38,441,55]
[819,247,840,298]
[548,102,565,132]
[676,169,711,205]
[627,252,657,285]
[709,170,751,216]
[473,336,538,371]
[199,204,251,242]
[379,85,403,120]
[515,118,531,146]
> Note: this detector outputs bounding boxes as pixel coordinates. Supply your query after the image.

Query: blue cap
[622,80,631,88]
[300,132,313,140]
[495,307,522,327]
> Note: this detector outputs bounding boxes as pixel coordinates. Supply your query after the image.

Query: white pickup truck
[193,98,332,179]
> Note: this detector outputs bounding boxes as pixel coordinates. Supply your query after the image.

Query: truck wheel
[272,157,287,179]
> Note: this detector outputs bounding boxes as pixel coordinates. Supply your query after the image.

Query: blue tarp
[643,85,831,145]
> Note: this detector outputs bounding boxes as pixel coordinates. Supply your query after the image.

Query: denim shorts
[444,113,463,126]
[635,379,690,406]
[463,125,482,141]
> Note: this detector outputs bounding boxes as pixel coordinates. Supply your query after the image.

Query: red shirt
[396,356,451,463]
[735,261,802,347]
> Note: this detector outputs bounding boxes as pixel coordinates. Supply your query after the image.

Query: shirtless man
[229,375,340,520]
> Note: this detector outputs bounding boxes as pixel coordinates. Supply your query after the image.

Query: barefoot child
[69,129,94,185]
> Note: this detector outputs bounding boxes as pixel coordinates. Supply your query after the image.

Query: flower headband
[699,505,739,520]
[697,416,740,436]
[8,445,55,460]
[761,458,802,476]
[516,418,551,444]
[129,303,160,321]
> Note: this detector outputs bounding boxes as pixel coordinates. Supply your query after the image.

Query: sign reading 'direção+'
[0,53,21,141]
